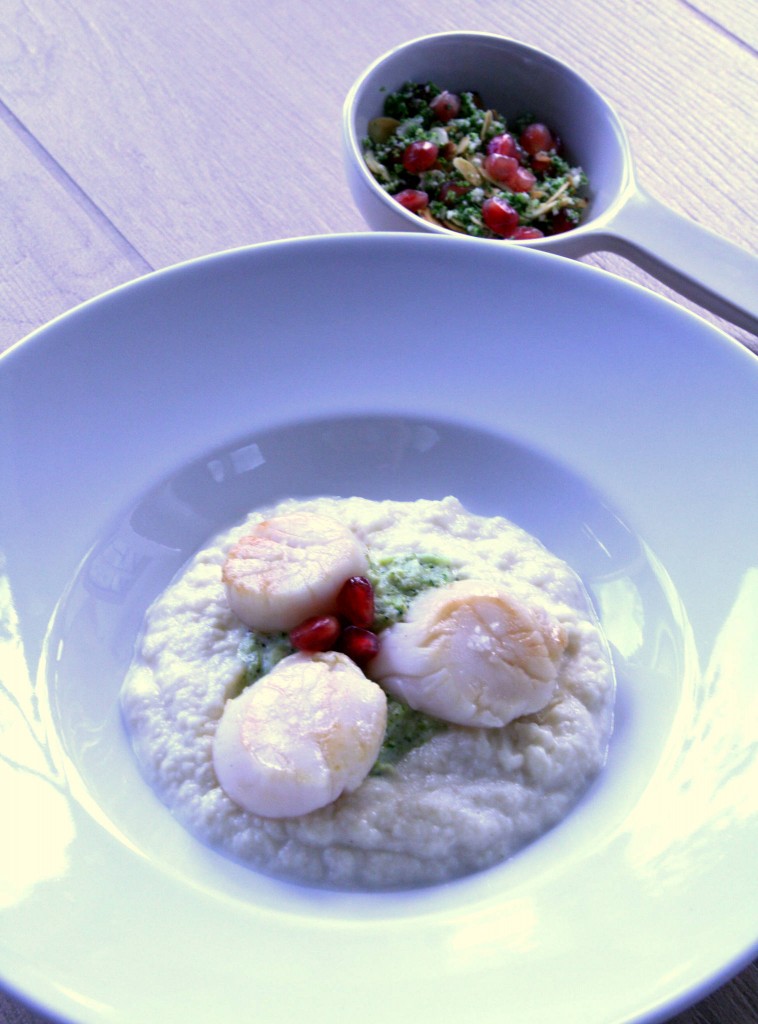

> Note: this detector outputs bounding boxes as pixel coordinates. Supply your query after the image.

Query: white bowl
[342,32,758,331]
[2,233,757,1024]
[342,31,632,256]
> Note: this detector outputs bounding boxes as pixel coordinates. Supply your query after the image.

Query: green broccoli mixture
[237,629,292,688]
[363,80,588,238]
[236,550,458,765]
[368,551,457,629]
[369,697,447,776]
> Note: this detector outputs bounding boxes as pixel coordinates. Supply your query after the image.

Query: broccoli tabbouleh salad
[363,80,588,239]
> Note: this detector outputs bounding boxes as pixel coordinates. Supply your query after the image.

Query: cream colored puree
[120,496,615,889]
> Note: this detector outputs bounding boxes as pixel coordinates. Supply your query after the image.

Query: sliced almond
[526,180,570,220]
[441,219,469,234]
[364,151,389,180]
[419,208,446,227]
[452,156,483,186]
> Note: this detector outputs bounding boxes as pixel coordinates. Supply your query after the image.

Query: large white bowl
[1,233,757,1024]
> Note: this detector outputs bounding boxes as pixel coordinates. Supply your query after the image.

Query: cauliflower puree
[120,495,614,889]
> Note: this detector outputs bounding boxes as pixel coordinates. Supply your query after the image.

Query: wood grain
[686,0,758,51]
[1,0,755,352]
[0,112,148,352]
[0,1,756,1021]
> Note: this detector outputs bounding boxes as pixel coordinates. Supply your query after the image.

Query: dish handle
[593,187,758,335]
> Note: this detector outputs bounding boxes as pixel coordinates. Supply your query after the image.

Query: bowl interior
[346,32,631,231]
[3,234,758,1024]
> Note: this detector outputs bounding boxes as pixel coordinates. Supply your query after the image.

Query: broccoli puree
[238,629,292,686]
[236,551,457,764]
[368,551,457,628]
[370,698,446,775]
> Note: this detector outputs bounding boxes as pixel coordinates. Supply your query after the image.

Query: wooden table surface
[1,1,756,1021]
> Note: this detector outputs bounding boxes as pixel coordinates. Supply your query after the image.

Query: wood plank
[686,0,758,50]
[0,0,754,360]
[2,0,755,269]
[2,0,364,265]
[0,115,149,354]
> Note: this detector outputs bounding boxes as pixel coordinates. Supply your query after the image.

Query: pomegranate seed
[430,90,461,123]
[484,152,519,182]
[338,626,379,666]
[520,123,555,155]
[487,132,518,157]
[511,225,544,239]
[393,189,429,213]
[550,210,576,234]
[507,166,537,193]
[402,140,438,174]
[336,576,375,629]
[439,181,470,204]
[290,615,341,652]
[482,196,520,237]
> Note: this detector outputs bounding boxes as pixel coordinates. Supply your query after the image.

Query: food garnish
[230,546,461,806]
[220,515,568,816]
